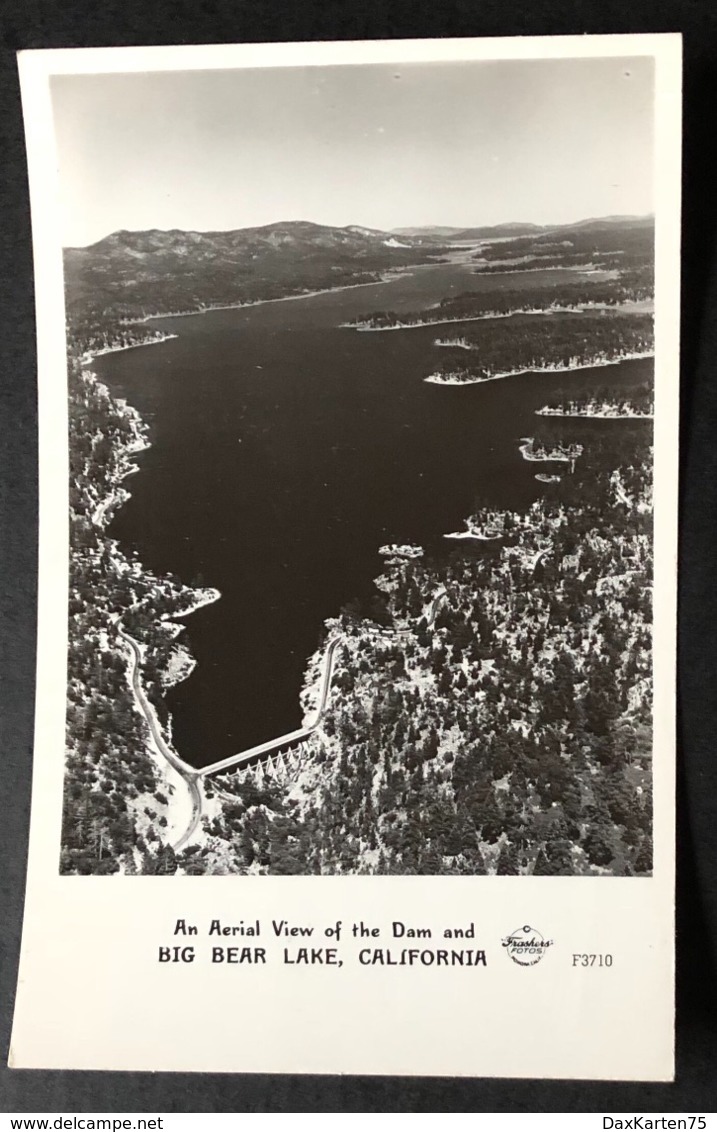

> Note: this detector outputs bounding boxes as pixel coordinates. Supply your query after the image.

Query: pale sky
[52,57,654,247]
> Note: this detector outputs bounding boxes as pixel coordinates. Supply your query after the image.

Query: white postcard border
[11,34,681,1080]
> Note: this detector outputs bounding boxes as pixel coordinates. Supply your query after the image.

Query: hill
[392,216,653,243]
[64,214,654,359]
[73,219,422,258]
[392,223,543,241]
[64,221,446,351]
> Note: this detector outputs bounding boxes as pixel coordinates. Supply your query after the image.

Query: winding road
[120,582,454,848]
[118,625,203,851]
[118,625,342,846]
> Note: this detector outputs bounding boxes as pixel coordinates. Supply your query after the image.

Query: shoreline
[424,351,654,386]
[89,380,224,632]
[518,437,582,464]
[78,368,222,830]
[378,543,424,559]
[348,300,649,333]
[443,529,502,542]
[172,587,222,619]
[471,264,618,277]
[76,273,421,366]
[536,407,653,419]
[79,255,471,357]
[134,272,410,325]
[80,333,178,365]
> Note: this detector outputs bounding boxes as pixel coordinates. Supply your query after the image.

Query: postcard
[10,34,680,1078]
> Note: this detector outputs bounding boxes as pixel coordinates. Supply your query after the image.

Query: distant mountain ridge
[63,220,445,345]
[392,215,653,242]
[392,223,544,240]
[64,214,653,352]
[69,220,422,255]
[70,214,653,253]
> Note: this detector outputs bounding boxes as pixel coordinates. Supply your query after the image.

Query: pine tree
[496,841,520,876]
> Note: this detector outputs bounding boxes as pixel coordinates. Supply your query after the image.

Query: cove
[91,263,651,768]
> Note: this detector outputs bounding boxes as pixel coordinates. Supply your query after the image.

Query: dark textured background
[1,1,715,1112]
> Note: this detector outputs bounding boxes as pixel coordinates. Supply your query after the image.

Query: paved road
[118,625,343,847]
[199,634,342,778]
[122,593,448,843]
[118,625,202,852]
[426,585,447,627]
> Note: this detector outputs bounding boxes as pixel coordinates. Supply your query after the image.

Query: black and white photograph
[7,34,681,1082]
[56,53,659,878]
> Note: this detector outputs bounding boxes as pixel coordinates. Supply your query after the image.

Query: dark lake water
[92,262,651,768]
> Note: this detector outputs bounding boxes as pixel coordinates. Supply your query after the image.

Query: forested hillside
[64,221,445,355]
[62,360,215,874]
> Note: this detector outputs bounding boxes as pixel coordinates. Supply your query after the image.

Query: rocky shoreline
[65,359,221,868]
[424,351,655,386]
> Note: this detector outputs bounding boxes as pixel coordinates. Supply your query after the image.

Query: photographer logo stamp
[502,925,554,966]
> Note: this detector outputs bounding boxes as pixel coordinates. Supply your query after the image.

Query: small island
[536,398,653,419]
[379,544,424,559]
[519,438,584,465]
